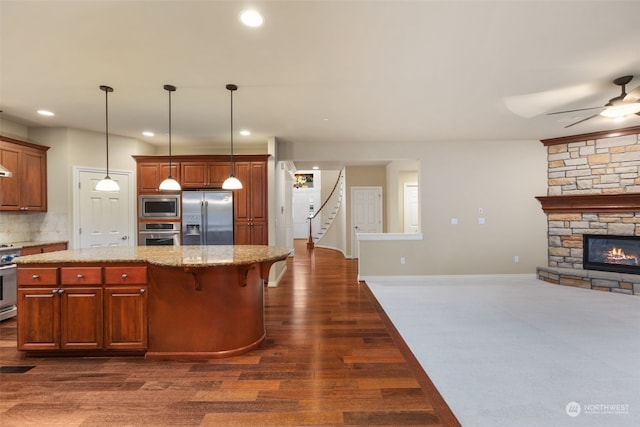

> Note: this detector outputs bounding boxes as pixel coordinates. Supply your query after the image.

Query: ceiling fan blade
[564,113,600,128]
[623,85,640,102]
[547,106,602,115]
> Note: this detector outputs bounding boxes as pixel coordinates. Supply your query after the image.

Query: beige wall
[359,140,547,275]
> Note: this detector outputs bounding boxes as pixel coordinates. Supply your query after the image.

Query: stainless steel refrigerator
[182,190,234,245]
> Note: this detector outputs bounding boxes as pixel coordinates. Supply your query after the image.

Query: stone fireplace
[535,126,640,296]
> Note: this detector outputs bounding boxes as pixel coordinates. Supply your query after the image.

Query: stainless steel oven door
[138,231,181,246]
[0,264,17,320]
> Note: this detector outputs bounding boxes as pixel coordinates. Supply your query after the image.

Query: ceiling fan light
[222,176,243,190]
[96,176,120,192]
[600,102,640,118]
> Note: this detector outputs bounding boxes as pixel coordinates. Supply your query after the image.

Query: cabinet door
[0,145,20,209]
[181,162,208,188]
[138,162,179,193]
[138,163,162,193]
[104,286,148,350]
[60,287,103,350]
[21,147,47,211]
[248,161,267,222]
[233,162,251,223]
[208,162,230,188]
[17,287,61,350]
[233,161,268,245]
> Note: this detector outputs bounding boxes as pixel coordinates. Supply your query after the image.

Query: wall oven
[138,222,181,246]
[139,194,181,219]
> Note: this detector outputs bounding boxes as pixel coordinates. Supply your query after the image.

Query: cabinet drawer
[104,266,147,284]
[17,267,58,285]
[60,267,102,285]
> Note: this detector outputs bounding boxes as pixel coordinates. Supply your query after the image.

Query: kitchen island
[15,245,290,359]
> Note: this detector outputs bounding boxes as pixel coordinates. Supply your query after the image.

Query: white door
[403,182,419,233]
[76,169,133,248]
[351,186,382,258]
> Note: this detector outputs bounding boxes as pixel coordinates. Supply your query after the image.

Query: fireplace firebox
[583,234,640,275]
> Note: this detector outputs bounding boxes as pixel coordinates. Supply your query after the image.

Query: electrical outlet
[514,256,519,263]
[478,217,485,225]
[400,257,406,265]
[451,218,458,225]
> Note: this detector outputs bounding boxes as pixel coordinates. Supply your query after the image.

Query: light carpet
[367,274,640,427]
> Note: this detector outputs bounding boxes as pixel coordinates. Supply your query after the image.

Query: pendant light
[159,84,181,191]
[222,84,242,190]
[96,85,120,192]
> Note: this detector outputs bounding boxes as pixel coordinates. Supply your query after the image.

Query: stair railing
[307,172,343,250]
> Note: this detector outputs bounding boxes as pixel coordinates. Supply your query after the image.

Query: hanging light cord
[229,86,235,177]
[101,85,112,179]
[168,87,173,177]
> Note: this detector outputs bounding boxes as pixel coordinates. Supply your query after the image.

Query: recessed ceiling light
[240,130,251,136]
[240,9,263,27]
[142,131,155,137]
[37,110,54,116]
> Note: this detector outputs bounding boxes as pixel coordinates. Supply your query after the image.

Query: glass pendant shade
[97,85,119,192]
[159,177,181,191]
[222,176,243,190]
[96,176,120,192]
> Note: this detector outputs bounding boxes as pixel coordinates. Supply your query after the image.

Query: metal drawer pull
[140,289,145,293]
[76,274,83,279]
[51,289,57,294]
[58,289,64,294]
[122,273,128,279]
[32,275,39,279]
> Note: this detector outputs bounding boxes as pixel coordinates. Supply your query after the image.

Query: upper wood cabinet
[137,162,180,193]
[181,161,229,189]
[0,136,49,211]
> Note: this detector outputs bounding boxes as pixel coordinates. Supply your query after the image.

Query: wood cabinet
[234,160,268,245]
[181,161,229,188]
[138,162,180,193]
[19,242,68,256]
[17,265,148,353]
[133,154,270,245]
[17,267,60,351]
[103,266,148,350]
[0,136,49,211]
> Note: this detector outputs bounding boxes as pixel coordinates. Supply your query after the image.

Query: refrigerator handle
[202,200,208,245]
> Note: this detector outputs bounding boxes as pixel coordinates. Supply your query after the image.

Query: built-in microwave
[139,194,181,219]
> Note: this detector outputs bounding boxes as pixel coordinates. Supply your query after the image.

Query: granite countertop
[14,245,291,268]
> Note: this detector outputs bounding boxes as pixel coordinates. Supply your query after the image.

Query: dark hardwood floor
[0,240,459,426]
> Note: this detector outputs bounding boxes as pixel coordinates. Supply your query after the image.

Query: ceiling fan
[548,75,640,128]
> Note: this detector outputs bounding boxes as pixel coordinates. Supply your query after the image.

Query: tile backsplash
[0,212,69,244]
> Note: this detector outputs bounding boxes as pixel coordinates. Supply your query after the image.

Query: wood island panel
[146,263,268,359]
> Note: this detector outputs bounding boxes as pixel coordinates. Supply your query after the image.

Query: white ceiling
[1,1,640,156]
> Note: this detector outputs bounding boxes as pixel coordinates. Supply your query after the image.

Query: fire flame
[607,247,639,265]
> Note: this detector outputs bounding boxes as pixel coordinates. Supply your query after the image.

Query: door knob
[121,235,128,240]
